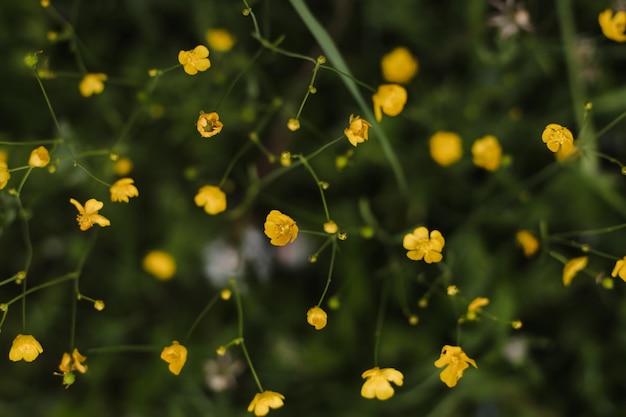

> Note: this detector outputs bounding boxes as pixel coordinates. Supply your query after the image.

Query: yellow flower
[323,220,338,234]
[515,230,539,257]
[429,131,463,167]
[143,250,176,280]
[178,45,211,75]
[344,114,372,147]
[114,157,133,176]
[599,9,626,42]
[94,300,105,311]
[59,348,87,375]
[306,306,327,330]
[287,118,300,131]
[611,256,626,282]
[197,112,223,138]
[402,226,445,263]
[562,256,588,286]
[555,141,579,162]
[471,135,502,171]
[9,334,43,362]
[110,178,139,203]
[447,285,459,296]
[79,73,107,97]
[264,210,298,246]
[434,345,477,387]
[0,161,10,190]
[247,390,285,416]
[541,123,574,154]
[381,47,418,84]
[372,84,407,122]
[69,198,111,231]
[206,28,236,52]
[28,146,50,168]
[160,341,188,375]
[466,297,489,321]
[194,185,227,215]
[360,367,404,400]
[41,0,50,7]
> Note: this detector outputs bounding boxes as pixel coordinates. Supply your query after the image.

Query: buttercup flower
[599,9,626,43]
[403,226,445,263]
[381,47,418,84]
[306,306,327,330]
[94,300,105,311]
[160,341,188,375]
[516,230,539,257]
[0,161,10,189]
[434,345,477,388]
[110,178,139,203]
[194,185,227,215]
[611,256,626,282]
[178,45,211,75]
[197,112,223,138]
[143,250,176,280]
[69,198,111,231]
[248,390,285,416]
[471,135,502,171]
[9,334,43,362]
[79,73,107,97]
[465,297,489,321]
[360,367,404,400]
[206,28,236,52]
[562,256,588,286]
[372,84,407,122]
[28,146,50,168]
[344,114,372,147]
[542,123,574,154]
[287,118,300,131]
[429,131,463,167]
[323,220,338,234]
[264,210,298,246]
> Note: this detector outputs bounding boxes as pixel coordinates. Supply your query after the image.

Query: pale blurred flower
[488,0,533,39]
[204,351,245,392]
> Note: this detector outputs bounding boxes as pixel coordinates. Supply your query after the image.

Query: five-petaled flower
[28,146,50,168]
[178,45,211,75]
[372,84,407,122]
[360,367,404,400]
[562,256,588,286]
[143,250,176,281]
[344,114,372,147]
[434,345,477,388]
[515,230,539,257]
[194,185,227,215]
[542,123,574,155]
[110,178,139,203]
[429,131,463,167]
[197,112,223,138]
[69,198,111,231]
[264,210,299,246]
[0,161,10,189]
[471,135,502,171]
[79,73,107,97]
[599,9,626,43]
[381,47,418,84]
[403,226,445,263]
[465,297,489,321]
[611,256,626,282]
[306,306,327,330]
[248,390,285,416]
[160,341,188,375]
[9,334,43,362]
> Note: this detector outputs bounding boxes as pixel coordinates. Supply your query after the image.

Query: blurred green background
[2,0,626,416]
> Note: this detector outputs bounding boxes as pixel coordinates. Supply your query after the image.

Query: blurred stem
[596,110,626,139]
[4,274,76,307]
[295,154,330,221]
[316,239,337,306]
[33,69,63,136]
[70,230,98,349]
[293,60,323,121]
[220,141,253,187]
[182,292,220,344]
[216,47,264,110]
[373,274,391,367]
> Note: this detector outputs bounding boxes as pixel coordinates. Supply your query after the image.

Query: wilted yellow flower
[611,256,626,282]
[287,118,300,131]
[197,112,223,138]
[178,45,211,75]
[344,114,372,147]
[69,198,111,231]
[429,131,463,167]
[264,210,298,246]
[471,135,502,171]
[248,391,285,416]
[28,146,50,168]
[94,300,105,311]
[515,230,539,257]
[206,28,236,52]
[434,345,477,388]
[562,256,588,286]
[160,341,188,375]
[79,73,107,97]
[194,185,227,215]
[542,123,574,154]
[110,178,139,203]
[599,9,626,42]
[372,84,407,122]
[143,250,176,280]
[323,220,338,234]
[360,367,404,400]
[466,297,489,321]
[381,47,418,84]
[9,334,43,362]
[0,161,10,190]
[58,348,87,375]
[403,226,445,263]
[306,306,327,330]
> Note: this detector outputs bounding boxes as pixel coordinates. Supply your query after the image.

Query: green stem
[316,239,337,306]
[183,293,220,344]
[596,110,626,139]
[373,275,390,367]
[4,274,76,307]
[87,345,160,354]
[296,154,330,221]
